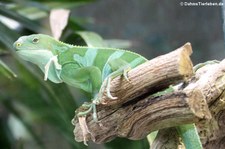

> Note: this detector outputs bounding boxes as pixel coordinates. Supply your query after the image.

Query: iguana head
[14,34,60,68]
[14,34,60,53]
[13,34,66,83]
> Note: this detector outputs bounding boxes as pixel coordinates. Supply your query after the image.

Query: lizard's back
[58,46,147,80]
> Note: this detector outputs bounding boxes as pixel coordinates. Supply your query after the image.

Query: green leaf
[7,1,92,20]
[76,31,106,47]
[177,124,202,149]
[0,59,17,79]
[16,7,48,20]
[75,32,133,49]
[67,18,85,31]
[44,1,93,9]
[0,6,48,33]
[5,2,49,20]
[104,39,132,48]
[147,131,158,146]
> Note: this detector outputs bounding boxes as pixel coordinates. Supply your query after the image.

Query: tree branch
[100,42,194,106]
[72,43,225,148]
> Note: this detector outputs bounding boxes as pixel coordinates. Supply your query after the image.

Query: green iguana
[13,34,202,148]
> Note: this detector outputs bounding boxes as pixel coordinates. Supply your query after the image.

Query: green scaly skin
[13,34,147,120]
[13,34,202,148]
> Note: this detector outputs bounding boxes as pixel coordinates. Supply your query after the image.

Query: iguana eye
[16,42,21,47]
[32,37,39,43]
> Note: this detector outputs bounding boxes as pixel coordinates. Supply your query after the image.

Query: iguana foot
[106,65,131,99]
[76,98,100,145]
[100,65,132,100]
[106,76,117,99]
[77,102,98,122]
[78,116,90,146]
[123,66,131,82]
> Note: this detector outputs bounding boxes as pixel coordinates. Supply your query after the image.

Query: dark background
[73,0,225,64]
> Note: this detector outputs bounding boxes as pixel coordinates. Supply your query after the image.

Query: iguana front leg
[98,58,131,101]
[44,55,62,81]
[60,63,102,121]
[77,98,98,122]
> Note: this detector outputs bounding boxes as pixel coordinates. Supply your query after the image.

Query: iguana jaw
[16,49,54,66]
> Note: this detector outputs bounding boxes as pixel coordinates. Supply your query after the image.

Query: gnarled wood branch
[100,43,193,106]
[72,43,225,148]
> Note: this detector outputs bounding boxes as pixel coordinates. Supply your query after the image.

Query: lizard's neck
[51,41,73,55]
[17,49,62,83]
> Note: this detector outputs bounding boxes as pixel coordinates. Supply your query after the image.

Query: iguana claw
[123,67,131,82]
[78,116,90,146]
[106,77,118,99]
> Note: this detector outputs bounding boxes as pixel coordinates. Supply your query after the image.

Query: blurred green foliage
[0,0,148,149]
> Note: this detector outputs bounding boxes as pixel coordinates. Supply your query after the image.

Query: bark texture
[72,43,225,148]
